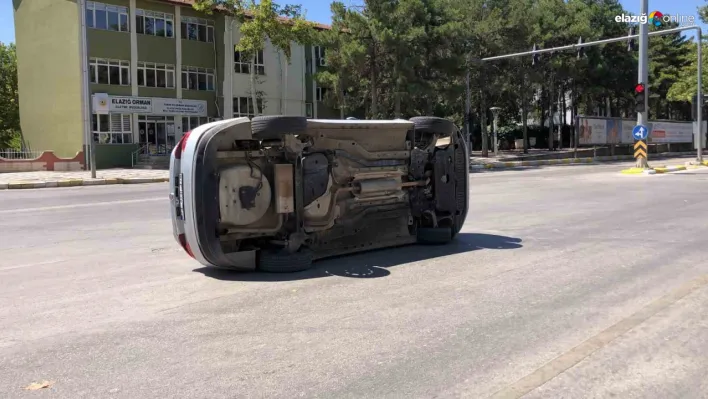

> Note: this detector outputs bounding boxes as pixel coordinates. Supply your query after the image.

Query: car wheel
[252,115,308,140]
[258,247,314,273]
[410,116,456,137]
[417,227,453,245]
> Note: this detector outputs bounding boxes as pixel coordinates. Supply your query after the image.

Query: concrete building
[13,0,335,168]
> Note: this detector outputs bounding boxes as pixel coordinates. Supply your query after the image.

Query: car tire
[417,227,453,245]
[410,116,456,137]
[258,247,314,273]
[252,115,308,140]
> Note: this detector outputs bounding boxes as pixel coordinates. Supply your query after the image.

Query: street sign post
[633,124,649,162]
[634,140,647,160]
[636,0,649,169]
[632,124,649,141]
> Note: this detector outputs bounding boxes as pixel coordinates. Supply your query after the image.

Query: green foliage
[666,1,708,109]
[699,1,708,24]
[0,42,21,149]
[314,2,368,117]
[667,42,708,102]
[196,0,701,127]
[192,0,316,115]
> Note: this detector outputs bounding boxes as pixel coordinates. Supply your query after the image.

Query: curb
[470,157,595,170]
[685,160,708,168]
[470,152,700,172]
[652,166,687,174]
[469,155,642,170]
[621,165,688,175]
[0,177,168,190]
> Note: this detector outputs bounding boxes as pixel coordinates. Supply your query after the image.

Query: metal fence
[0,149,46,160]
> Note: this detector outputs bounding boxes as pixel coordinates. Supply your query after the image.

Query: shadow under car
[193,232,523,282]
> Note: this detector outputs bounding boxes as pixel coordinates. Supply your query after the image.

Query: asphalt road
[1,159,707,399]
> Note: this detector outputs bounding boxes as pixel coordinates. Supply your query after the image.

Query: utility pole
[549,72,555,151]
[481,88,488,157]
[697,32,704,163]
[78,0,96,178]
[490,107,501,157]
[636,0,649,169]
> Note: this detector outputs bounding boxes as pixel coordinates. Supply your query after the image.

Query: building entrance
[138,115,175,155]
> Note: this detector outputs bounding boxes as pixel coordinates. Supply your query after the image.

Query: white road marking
[0,197,166,214]
[0,259,69,272]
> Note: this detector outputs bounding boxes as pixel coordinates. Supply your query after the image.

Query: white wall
[230,26,307,117]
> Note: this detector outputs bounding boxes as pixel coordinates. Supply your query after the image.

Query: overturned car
[169,116,469,273]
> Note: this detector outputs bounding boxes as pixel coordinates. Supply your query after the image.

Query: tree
[699,0,708,23]
[647,22,692,119]
[667,1,708,106]
[315,2,368,118]
[192,0,315,116]
[666,41,706,103]
[0,42,21,149]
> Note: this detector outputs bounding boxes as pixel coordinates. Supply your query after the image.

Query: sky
[0,0,705,45]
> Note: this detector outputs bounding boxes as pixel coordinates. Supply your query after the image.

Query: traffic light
[532,44,539,66]
[577,37,585,59]
[627,26,636,51]
[634,83,646,113]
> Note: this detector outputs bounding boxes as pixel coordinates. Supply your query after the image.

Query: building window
[182,116,217,131]
[180,17,214,43]
[306,103,313,118]
[89,58,130,86]
[315,46,326,67]
[138,62,175,88]
[181,66,215,91]
[316,87,328,102]
[234,49,265,75]
[92,113,132,144]
[136,9,174,37]
[86,2,129,32]
[233,97,263,117]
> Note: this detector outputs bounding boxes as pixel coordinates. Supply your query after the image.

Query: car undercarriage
[187,116,469,272]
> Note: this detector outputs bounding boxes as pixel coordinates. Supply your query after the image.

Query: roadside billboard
[578,117,705,146]
[578,118,607,145]
[606,119,621,144]
[649,122,693,143]
[620,120,640,144]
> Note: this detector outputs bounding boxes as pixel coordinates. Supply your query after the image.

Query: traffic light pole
[480,24,704,163]
[636,0,649,169]
[697,31,704,163]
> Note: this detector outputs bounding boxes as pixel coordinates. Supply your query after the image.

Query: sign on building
[91,94,208,116]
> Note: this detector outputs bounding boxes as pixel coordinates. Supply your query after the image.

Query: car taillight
[178,233,195,258]
[174,130,192,159]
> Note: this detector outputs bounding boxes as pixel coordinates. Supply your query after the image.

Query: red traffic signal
[635,83,647,113]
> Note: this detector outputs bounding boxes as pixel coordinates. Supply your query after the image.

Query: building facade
[13,0,336,168]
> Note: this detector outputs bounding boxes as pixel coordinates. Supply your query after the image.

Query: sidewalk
[0,169,169,189]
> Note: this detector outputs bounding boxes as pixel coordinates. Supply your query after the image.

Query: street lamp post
[490,107,501,157]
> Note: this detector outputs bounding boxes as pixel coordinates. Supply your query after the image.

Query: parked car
[169,115,469,273]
